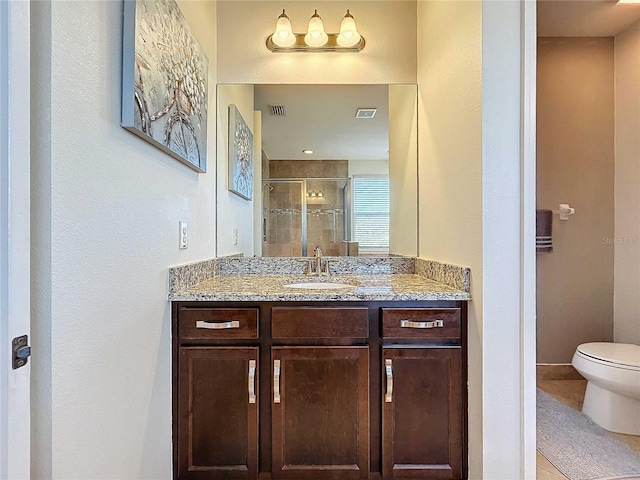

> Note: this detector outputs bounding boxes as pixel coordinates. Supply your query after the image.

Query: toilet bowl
[572,342,640,436]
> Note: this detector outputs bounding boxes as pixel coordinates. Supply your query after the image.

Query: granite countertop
[170,273,470,302]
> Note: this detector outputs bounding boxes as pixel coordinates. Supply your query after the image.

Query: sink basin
[283,282,356,290]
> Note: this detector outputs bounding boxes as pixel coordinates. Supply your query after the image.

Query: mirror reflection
[216,84,418,258]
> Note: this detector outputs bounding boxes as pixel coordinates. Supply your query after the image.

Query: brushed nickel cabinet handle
[248,360,256,404]
[196,320,240,330]
[385,359,393,403]
[400,319,444,329]
[273,360,281,404]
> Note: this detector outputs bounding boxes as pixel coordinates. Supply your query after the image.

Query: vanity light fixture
[305,10,329,47]
[270,10,296,48]
[302,149,314,155]
[267,9,365,53]
[336,10,361,47]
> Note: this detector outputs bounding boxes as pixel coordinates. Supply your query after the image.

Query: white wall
[348,159,388,176]
[30,1,217,477]
[419,1,533,477]
[481,2,532,477]
[614,20,640,345]
[389,84,418,256]
[216,84,256,257]
[417,2,483,476]
[217,1,417,84]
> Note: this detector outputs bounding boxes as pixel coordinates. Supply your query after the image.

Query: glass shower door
[262,181,303,257]
[305,179,349,256]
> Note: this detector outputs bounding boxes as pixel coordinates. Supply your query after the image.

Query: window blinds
[353,176,390,253]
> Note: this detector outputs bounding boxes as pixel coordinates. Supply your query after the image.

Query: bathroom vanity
[170,259,470,480]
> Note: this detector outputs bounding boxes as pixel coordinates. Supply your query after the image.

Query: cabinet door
[272,347,369,480]
[178,347,258,479]
[382,348,462,480]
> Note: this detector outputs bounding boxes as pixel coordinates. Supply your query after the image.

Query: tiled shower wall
[263,160,348,257]
[269,159,348,179]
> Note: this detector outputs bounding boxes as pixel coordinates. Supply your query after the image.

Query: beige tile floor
[537,380,640,479]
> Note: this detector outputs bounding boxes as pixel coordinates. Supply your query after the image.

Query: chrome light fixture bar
[267,9,365,53]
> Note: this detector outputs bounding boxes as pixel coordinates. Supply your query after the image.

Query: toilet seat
[576,342,640,371]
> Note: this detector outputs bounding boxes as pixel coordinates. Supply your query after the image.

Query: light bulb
[271,10,296,48]
[336,9,361,47]
[304,10,328,47]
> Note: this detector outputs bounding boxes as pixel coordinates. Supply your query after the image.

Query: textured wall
[417,1,483,476]
[537,37,615,363]
[614,21,640,345]
[217,1,417,84]
[30,1,217,477]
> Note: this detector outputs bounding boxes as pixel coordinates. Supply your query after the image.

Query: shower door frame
[263,178,350,257]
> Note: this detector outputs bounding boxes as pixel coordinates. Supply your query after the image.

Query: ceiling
[538,0,640,37]
[254,84,389,162]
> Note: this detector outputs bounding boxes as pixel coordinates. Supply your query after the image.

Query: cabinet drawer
[179,308,258,340]
[381,308,460,338]
[272,307,369,339]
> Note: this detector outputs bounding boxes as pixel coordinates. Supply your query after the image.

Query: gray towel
[536,210,553,253]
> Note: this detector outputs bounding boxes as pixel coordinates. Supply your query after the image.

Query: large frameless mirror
[216,84,418,258]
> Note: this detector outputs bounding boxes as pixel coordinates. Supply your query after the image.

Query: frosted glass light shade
[336,10,361,47]
[271,10,296,48]
[304,10,328,47]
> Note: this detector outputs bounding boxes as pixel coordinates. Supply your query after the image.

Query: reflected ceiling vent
[355,108,377,119]
[269,105,286,116]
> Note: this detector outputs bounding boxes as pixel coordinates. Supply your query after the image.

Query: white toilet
[572,342,640,436]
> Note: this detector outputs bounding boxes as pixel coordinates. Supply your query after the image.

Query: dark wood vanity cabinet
[380,308,463,479]
[272,347,370,479]
[178,347,259,479]
[381,348,462,479]
[172,301,467,480]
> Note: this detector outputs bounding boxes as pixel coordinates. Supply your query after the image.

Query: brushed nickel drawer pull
[195,320,240,330]
[273,360,281,404]
[248,360,256,404]
[400,319,444,329]
[385,359,393,403]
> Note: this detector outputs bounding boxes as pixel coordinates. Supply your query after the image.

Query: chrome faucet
[313,247,323,276]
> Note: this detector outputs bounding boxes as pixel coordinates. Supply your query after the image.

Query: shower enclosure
[262,178,349,257]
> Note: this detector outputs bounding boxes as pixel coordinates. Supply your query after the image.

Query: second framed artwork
[228,104,254,200]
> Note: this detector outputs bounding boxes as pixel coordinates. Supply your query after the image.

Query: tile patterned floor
[536,380,640,479]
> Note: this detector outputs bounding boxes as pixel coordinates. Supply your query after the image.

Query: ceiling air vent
[355,108,377,119]
[269,105,286,116]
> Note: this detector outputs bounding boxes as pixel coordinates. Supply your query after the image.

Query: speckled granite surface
[218,256,416,276]
[415,258,470,293]
[169,273,470,302]
[168,256,471,301]
[168,258,219,296]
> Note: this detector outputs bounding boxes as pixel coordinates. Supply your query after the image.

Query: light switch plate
[179,222,188,249]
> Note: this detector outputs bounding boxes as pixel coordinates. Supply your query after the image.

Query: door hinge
[12,335,31,369]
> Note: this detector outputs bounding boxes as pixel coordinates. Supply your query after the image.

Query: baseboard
[537,363,584,381]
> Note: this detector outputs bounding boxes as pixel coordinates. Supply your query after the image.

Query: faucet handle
[313,247,323,257]
[297,258,314,275]
[324,259,337,275]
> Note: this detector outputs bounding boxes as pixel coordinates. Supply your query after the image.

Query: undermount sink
[283,282,356,290]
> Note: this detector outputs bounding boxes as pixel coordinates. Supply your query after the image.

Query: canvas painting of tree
[121,0,208,172]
